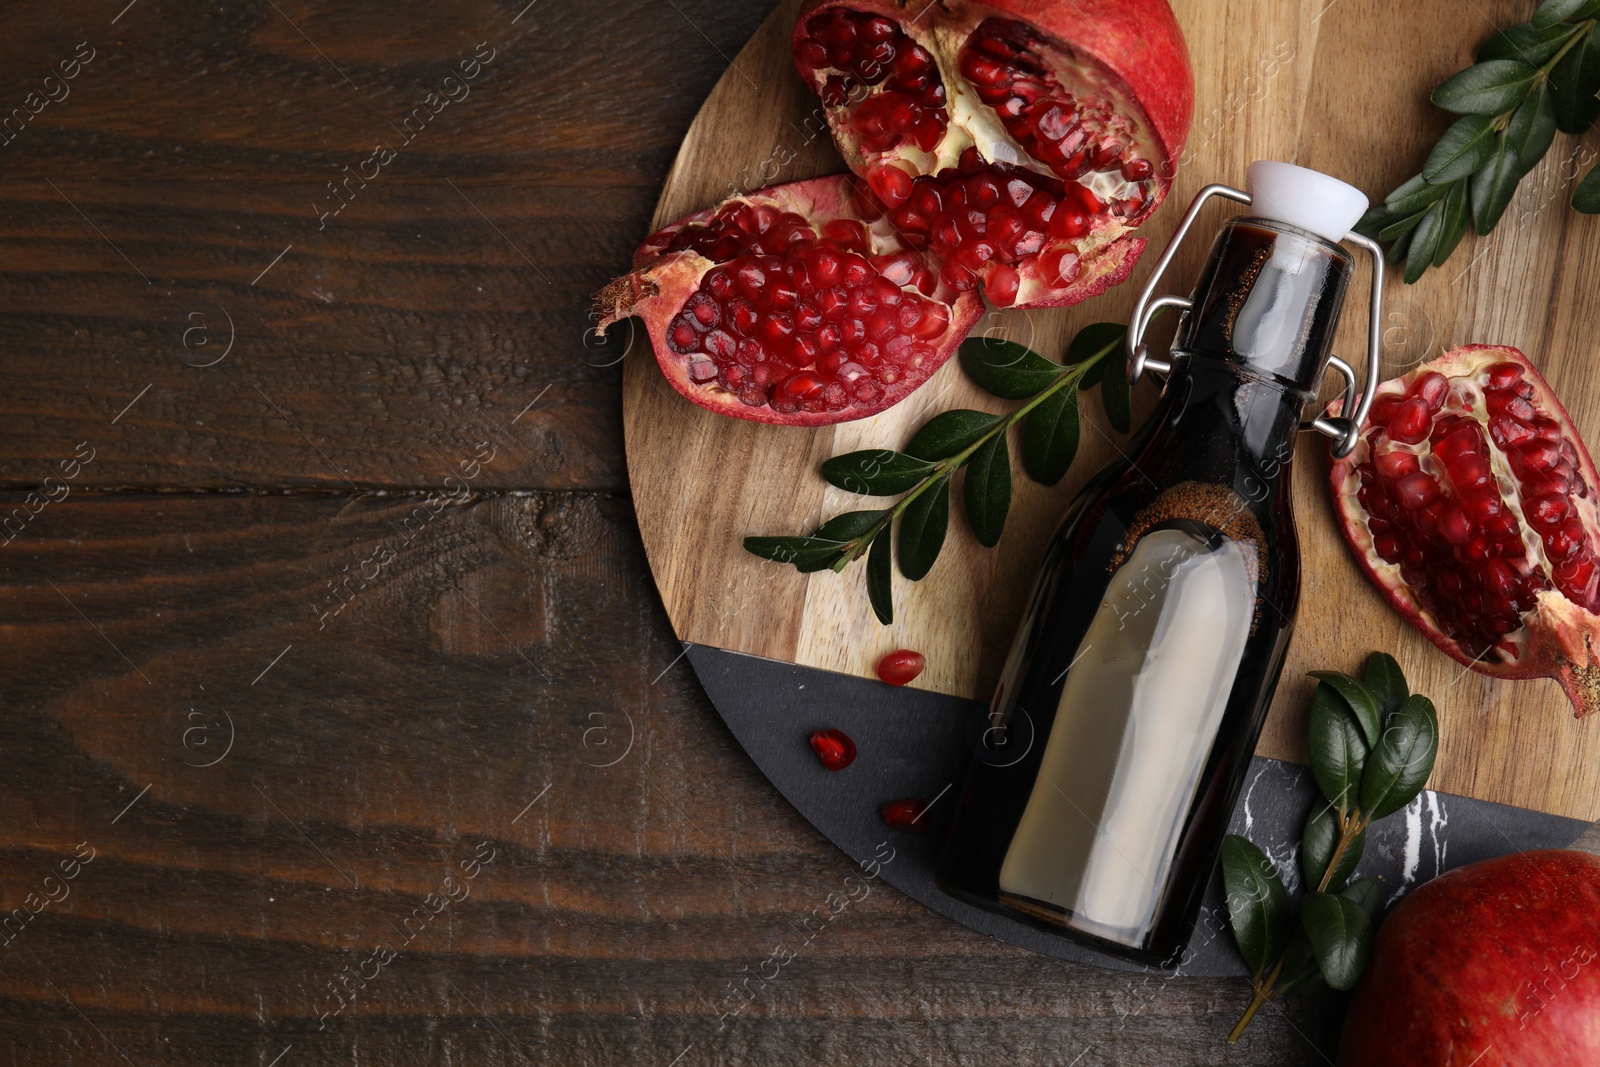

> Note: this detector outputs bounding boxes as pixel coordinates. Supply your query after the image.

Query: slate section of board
[687,644,1589,977]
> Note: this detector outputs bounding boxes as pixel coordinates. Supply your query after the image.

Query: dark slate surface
[687,643,1589,977]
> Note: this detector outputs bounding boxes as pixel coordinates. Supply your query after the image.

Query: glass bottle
[935,163,1385,966]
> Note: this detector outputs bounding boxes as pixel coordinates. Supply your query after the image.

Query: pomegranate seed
[1485,362,1523,390]
[867,163,913,207]
[1395,472,1438,510]
[876,649,926,685]
[880,798,929,832]
[1438,508,1472,544]
[912,300,949,339]
[1039,248,1081,287]
[1121,158,1153,181]
[1386,397,1431,444]
[809,728,857,771]
[667,318,701,353]
[1048,208,1090,239]
[1411,371,1449,411]
[1374,449,1420,480]
[985,263,1020,306]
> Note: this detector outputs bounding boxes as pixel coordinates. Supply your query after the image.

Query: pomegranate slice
[792,0,1192,309]
[1330,345,1600,717]
[596,175,982,425]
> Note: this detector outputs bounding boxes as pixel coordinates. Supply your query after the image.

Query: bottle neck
[1137,359,1305,498]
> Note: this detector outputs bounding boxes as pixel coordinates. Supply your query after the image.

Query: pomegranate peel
[595,174,982,426]
[791,0,1191,309]
[1329,344,1600,717]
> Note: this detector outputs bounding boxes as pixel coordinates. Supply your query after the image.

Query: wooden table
[0,1,1346,1062]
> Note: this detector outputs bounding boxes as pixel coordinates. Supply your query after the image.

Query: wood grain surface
[623,0,1600,821]
[0,0,1342,1063]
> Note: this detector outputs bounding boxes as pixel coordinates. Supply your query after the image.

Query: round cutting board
[619,0,1600,971]
[624,0,1600,824]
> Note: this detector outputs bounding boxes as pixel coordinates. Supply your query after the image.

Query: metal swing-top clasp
[1123,162,1385,460]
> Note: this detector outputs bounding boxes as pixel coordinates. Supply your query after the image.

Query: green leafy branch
[1224,653,1440,1043]
[1357,0,1600,282]
[743,323,1133,625]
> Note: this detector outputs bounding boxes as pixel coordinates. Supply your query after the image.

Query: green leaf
[1383,173,1453,216]
[821,449,937,496]
[1384,225,1415,265]
[1377,210,1428,242]
[1308,671,1383,748]
[1479,21,1582,64]
[1362,653,1409,722]
[959,337,1063,399]
[1338,878,1387,927]
[1404,197,1446,284]
[1548,32,1600,134]
[1575,163,1600,213]
[1309,682,1370,814]
[897,477,950,581]
[1221,835,1291,979]
[1099,346,1132,434]
[1360,694,1440,820]
[743,535,848,571]
[1470,131,1522,235]
[1066,322,1128,374]
[962,433,1012,548]
[1301,892,1374,991]
[1430,59,1540,115]
[1423,114,1499,183]
[1511,83,1559,174]
[904,410,1003,462]
[1274,930,1327,996]
[866,528,893,624]
[1354,201,1402,240]
[1021,385,1080,485]
[1532,0,1600,29]
[1301,804,1365,893]
[814,510,885,542]
[1433,181,1472,267]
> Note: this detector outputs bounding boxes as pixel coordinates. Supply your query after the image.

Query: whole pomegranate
[596,174,982,425]
[793,0,1192,309]
[1337,849,1600,1066]
[1330,345,1600,716]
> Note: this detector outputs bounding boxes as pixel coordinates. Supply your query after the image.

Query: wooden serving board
[622,0,1600,822]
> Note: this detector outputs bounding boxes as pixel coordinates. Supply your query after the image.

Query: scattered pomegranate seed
[880,797,929,832]
[876,649,926,686]
[809,728,857,771]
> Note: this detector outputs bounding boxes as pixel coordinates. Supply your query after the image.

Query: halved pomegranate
[791,0,1192,308]
[1330,345,1600,717]
[596,175,982,425]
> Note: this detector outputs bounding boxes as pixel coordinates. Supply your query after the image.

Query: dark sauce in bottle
[936,217,1354,966]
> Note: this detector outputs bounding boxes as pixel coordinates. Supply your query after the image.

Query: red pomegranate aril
[867,163,914,206]
[1388,397,1432,444]
[809,728,858,771]
[876,648,926,685]
[1374,449,1420,480]
[1412,370,1449,411]
[1048,208,1090,240]
[1040,249,1081,287]
[986,263,1020,306]
[880,797,930,832]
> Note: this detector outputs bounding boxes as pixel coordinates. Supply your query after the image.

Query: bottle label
[997,519,1257,946]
